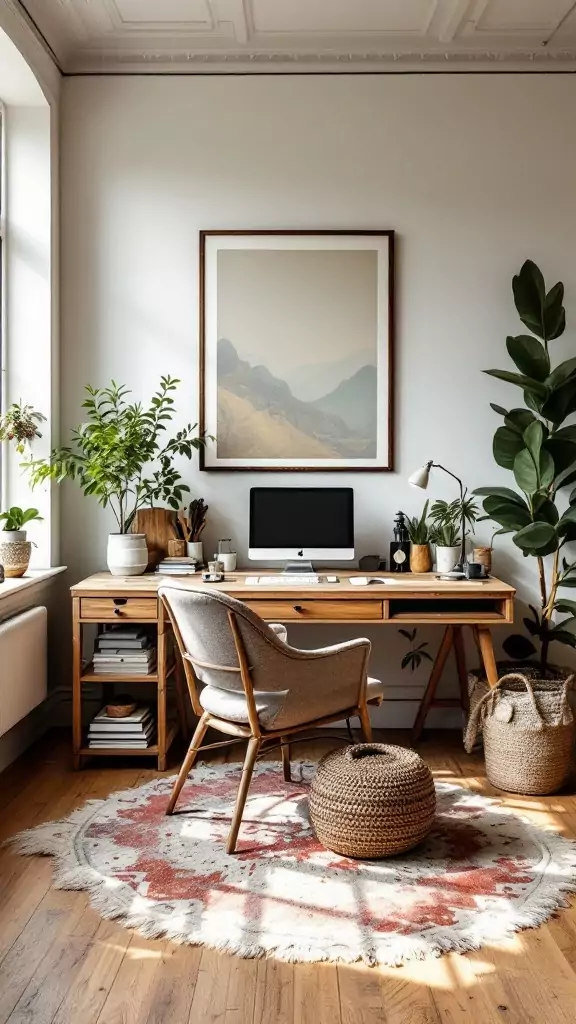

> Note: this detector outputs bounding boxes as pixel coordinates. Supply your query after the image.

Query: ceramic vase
[410,543,432,573]
[107,533,148,576]
[187,541,204,562]
[435,545,461,574]
[0,532,31,577]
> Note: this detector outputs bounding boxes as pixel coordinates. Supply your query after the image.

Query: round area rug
[11,761,576,966]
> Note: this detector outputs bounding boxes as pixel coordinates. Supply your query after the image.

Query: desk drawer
[80,597,158,621]
[245,599,383,621]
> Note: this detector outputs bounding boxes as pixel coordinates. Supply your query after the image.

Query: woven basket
[309,743,436,858]
[464,672,575,795]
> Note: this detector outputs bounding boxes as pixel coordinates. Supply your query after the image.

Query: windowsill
[0,567,66,602]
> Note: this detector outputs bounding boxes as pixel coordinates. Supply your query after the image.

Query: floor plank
[1,729,576,1024]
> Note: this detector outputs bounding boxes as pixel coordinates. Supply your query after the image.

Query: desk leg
[411,626,454,745]
[157,607,167,771]
[72,598,82,771]
[475,626,499,688]
[452,626,469,715]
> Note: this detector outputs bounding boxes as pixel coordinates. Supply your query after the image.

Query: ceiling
[15,0,576,74]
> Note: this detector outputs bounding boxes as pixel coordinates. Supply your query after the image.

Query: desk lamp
[408,461,466,572]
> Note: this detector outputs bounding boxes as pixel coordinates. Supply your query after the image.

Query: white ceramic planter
[187,541,204,562]
[2,530,26,542]
[436,545,461,573]
[107,533,148,576]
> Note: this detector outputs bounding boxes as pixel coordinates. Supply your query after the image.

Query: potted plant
[0,401,45,455]
[429,495,478,573]
[475,259,576,677]
[404,501,432,572]
[25,376,207,576]
[0,506,43,577]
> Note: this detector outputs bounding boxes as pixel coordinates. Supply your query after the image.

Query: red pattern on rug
[13,761,576,965]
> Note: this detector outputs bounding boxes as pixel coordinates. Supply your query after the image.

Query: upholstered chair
[159,585,384,854]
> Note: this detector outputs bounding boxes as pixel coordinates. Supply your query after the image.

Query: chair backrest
[159,585,287,694]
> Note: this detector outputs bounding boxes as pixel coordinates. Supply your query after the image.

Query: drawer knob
[293,605,304,613]
[114,607,123,616]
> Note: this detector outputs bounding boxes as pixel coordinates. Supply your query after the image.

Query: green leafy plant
[0,506,43,531]
[404,501,431,544]
[24,377,208,534]
[399,628,433,672]
[475,259,576,673]
[0,401,45,454]
[429,495,479,546]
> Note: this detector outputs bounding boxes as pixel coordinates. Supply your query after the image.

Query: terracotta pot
[0,538,32,578]
[473,546,492,574]
[410,543,432,573]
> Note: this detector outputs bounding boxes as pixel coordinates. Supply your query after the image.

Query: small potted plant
[404,501,432,572]
[429,495,479,573]
[25,376,208,576]
[0,507,43,577]
[0,401,45,454]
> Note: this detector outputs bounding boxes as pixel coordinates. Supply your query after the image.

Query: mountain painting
[199,233,394,470]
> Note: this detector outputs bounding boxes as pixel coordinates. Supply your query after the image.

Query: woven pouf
[309,743,436,858]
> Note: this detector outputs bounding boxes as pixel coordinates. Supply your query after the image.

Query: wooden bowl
[106,700,137,718]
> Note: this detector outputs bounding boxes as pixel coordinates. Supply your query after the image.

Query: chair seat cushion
[367,677,384,704]
[199,674,385,727]
[199,684,287,727]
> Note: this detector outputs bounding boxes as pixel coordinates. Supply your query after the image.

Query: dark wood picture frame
[199,229,395,472]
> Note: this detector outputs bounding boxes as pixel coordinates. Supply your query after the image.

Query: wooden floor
[2,730,576,1024]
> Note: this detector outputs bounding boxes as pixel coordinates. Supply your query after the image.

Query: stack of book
[93,625,156,675]
[87,706,155,749]
[155,556,199,576]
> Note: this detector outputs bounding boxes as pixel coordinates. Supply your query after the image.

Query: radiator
[0,606,47,738]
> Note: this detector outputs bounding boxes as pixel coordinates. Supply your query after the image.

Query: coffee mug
[466,561,487,579]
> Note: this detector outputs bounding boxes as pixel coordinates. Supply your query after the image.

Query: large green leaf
[532,496,559,525]
[541,376,576,424]
[493,426,526,469]
[490,403,508,417]
[512,260,545,338]
[506,335,550,381]
[544,281,566,340]
[559,577,576,588]
[513,448,539,494]
[547,357,576,389]
[484,369,548,398]
[504,408,536,435]
[524,390,545,415]
[544,438,576,476]
[554,599,576,615]
[513,521,557,554]
[558,504,576,533]
[548,628,576,648]
[554,425,576,443]
[473,486,528,506]
[523,420,544,464]
[481,496,531,531]
[539,448,555,490]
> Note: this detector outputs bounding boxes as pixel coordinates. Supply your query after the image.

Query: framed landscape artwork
[199,230,394,471]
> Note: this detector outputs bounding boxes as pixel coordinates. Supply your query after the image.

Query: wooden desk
[71,571,515,767]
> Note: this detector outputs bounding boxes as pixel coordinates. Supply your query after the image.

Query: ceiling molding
[14,0,576,75]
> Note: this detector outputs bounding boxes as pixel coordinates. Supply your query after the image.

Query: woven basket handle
[464,671,575,753]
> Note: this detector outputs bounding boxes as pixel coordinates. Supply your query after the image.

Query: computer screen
[249,487,354,553]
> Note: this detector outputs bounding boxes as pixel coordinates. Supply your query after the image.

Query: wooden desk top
[71,570,515,601]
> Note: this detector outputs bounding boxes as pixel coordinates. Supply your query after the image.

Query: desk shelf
[80,662,176,684]
[80,722,179,759]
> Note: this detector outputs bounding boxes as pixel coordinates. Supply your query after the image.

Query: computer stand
[283,561,315,574]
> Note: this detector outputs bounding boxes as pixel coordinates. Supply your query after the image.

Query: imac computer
[249,487,354,573]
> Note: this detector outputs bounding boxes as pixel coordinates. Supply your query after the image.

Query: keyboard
[246,575,321,586]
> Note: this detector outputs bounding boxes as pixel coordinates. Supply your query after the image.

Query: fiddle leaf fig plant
[475,260,576,672]
[24,377,208,534]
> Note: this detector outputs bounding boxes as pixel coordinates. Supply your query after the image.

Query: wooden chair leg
[358,703,373,742]
[227,736,261,855]
[281,737,291,782]
[166,712,209,816]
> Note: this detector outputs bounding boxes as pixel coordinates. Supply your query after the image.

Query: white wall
[60,74,576,725]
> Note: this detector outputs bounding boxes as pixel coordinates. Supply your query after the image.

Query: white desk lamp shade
[408,465,431,490]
